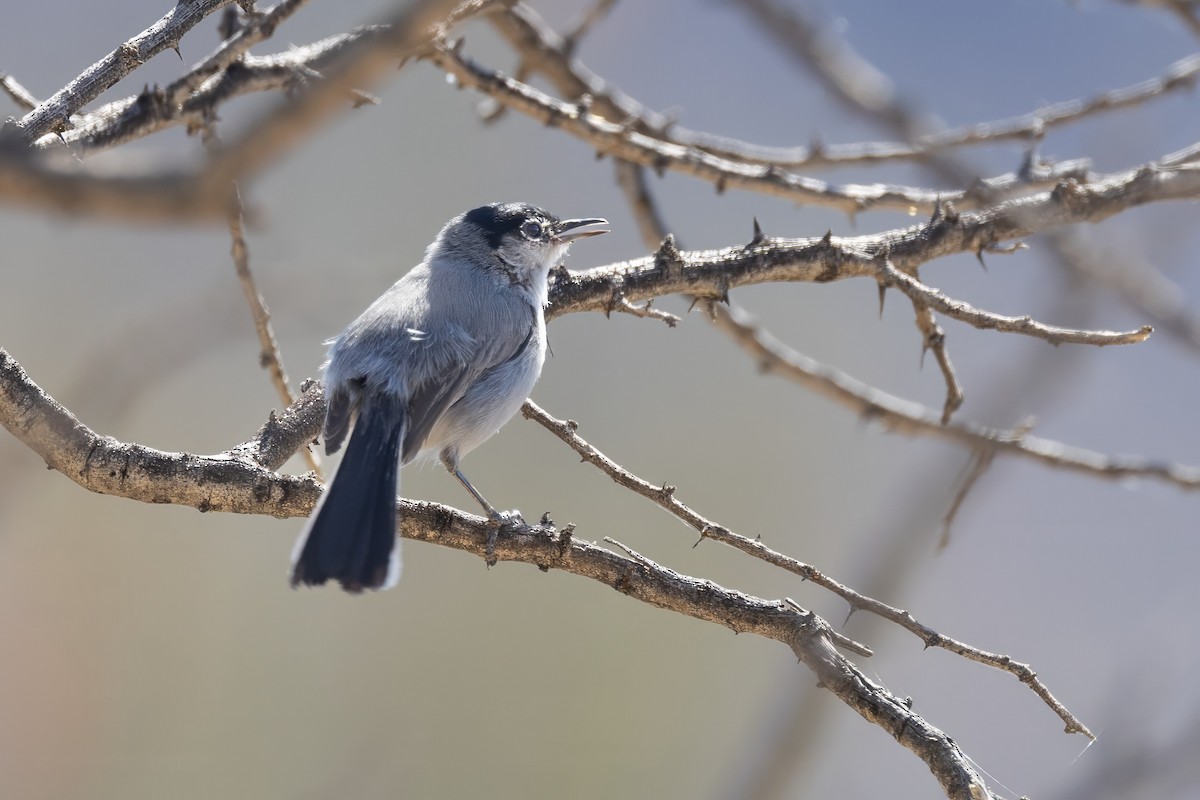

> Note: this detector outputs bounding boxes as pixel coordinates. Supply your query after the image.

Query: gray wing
[399,366,475,463]
[322,380,357,455]
[322,262,536,462]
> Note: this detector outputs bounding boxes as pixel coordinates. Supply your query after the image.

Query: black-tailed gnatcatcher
[291,203,608,592]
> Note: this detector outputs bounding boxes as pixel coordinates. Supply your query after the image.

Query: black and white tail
[290,397,404,593]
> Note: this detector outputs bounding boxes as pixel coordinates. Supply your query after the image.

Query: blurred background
[2,1,1199,798]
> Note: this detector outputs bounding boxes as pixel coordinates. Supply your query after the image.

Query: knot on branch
[1050,178,1088,213]
[654,233,683,277]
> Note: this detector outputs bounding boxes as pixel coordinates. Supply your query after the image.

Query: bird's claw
[485,509,524,565]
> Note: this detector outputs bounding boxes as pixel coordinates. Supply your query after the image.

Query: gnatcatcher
[291,203,608,592]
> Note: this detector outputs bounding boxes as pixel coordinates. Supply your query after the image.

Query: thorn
[714,176,726,194]
[172,45,183,61]
[843,606,857,626]
[975,247,988,272]
[750,216,764,246]
[1018,146,1038,181]
[877,282,886,318]
[820,229,833,245]
[928,197,943,226]
[654,234,681,275]
[920,341,929,370]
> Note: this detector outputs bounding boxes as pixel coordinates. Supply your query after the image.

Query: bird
[290,203,609,592]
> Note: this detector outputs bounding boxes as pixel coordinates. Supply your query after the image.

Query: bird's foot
[485,510,525,566]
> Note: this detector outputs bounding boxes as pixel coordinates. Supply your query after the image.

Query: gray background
[1,2,1198,798]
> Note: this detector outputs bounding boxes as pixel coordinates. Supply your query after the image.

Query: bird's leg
[453,467,499,519]
[442,452,523,565]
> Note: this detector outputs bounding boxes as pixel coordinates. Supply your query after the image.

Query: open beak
[553,217,609,242]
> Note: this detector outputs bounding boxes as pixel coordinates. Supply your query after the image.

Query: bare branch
[493,5,1197,173]
[522,399,1092,738]
[0,345,995,799]
[939,450,995,551]
[0,347,320,515]
[880,259,1154,347]
[225,185,322,475]
[911,300,965,423]
[0,73,41,112]
[42,28,388,154]
[161,0,312,112]
[0,0,461,222]
[16,0,237,141]
[545,166,1200,322]
[430,40,1200,217]
[709,303,1200,490]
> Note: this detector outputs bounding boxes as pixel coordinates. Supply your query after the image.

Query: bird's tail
[290,395,404,593]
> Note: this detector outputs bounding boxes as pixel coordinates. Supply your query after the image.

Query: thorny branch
[15,0,237,140]
[709,302,1200,489]
[0,0,461,222]
[226,188,322,475]
[4,1,1200,797]
[878,259,1153,347]
[487,4,1200,170]
[521,400,1093,738]
[0,347,991,800]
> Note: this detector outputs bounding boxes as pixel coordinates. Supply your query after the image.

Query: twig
[427,42,1088,214]
[911,300,965,423]
[225,187,322,475]
[0,74,41,112]
[0,0,461,222]
[738,0,1177,368]
[17,0,236,140]
[609,295,678,326]
[491,5,1199,172]
[607,157,1195,488]
[41,27,390,154]
[0,346,994,800]
[542,167,1200,323]
[710,303,1200,490]
[880,259,1154,347]
[938,449,996,551]
[162,0,312,110]
[523,399,1093,738]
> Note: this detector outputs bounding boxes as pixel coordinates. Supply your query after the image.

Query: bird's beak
[553,218,609,242]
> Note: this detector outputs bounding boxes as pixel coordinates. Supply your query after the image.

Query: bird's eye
[521,220,544,239]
